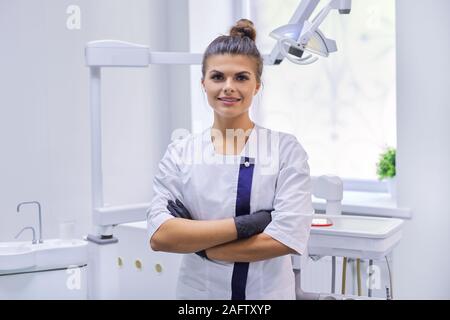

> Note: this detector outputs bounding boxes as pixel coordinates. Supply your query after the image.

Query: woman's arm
[205,233,296,262]
[150,218,237,253]
[148,141,239,253]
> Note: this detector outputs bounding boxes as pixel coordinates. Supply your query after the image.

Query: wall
[395,0,450,299]
[0,0,187,242]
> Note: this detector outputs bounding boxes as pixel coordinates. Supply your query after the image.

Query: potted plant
[376,147,396,198]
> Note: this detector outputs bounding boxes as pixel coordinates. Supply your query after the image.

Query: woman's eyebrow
[209,70,251,75]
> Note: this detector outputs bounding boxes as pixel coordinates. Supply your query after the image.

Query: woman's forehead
[205,54,256,73]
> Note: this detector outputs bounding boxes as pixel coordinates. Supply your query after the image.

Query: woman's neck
[211,113,255,155]
[212,113,254,136]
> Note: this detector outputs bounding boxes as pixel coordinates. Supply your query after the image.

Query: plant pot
[386,177,396,199]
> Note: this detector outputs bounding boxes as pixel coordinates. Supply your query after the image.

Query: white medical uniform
[147,123,313,300]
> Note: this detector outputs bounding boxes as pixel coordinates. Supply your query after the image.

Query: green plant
[376,147,396,180]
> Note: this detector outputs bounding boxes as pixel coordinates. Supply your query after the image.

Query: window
[250,0,396,183]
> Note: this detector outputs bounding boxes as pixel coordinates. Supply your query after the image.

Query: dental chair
[293,175,348,300]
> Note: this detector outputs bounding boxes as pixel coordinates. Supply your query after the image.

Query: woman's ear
[201,79,205,91]
[254,82,261,95]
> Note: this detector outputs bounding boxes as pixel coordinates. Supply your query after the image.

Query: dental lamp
[268,0,351,65]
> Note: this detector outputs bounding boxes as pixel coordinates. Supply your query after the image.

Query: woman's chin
[213,106,247,118]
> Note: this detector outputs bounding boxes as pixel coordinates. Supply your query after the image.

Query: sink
[0,239,88,275]
[308,214,404,260]
[33,239,88,269]
[0,243,36,271]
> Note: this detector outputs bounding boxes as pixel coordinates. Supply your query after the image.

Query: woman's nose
[223,78,235,94]
[224,87,235,94]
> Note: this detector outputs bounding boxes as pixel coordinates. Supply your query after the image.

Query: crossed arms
[150,206,296,263]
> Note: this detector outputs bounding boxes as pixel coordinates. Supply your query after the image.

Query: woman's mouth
[217,97,242,106]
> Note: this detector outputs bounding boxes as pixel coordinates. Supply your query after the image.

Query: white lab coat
[147,123,313,300]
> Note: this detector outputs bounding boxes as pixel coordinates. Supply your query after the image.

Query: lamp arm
[299,0,345,46]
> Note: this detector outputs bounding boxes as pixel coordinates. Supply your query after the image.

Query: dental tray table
[307,214,404,260]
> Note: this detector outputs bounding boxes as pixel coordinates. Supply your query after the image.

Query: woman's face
[202,54,261,119]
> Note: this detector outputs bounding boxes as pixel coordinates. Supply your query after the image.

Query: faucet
[17,201,43,243]
[15,226,37,244]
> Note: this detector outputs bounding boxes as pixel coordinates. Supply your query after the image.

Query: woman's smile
[217,96,242,106]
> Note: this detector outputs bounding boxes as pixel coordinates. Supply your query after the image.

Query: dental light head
[268,0,351,65]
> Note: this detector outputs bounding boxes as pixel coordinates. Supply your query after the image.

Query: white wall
[394,0,450,299]
[0,0,189,242]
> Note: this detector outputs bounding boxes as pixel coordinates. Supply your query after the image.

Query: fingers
[175,199,187,210]
[167,199,192,219]
[174,199,192,219]
[175,199,192,219]
[167,201,181,218]
[195,250,208,260]
[168,200,186,218]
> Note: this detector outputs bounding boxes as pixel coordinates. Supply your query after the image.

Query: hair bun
[229,19,257,41]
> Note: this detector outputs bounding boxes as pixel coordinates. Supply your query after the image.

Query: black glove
[167,199,192,219]
[167,199,208,259]
[234,209,273,239]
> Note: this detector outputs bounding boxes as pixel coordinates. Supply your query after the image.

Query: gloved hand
[168,198,273,240]
[234,209,273,239]
[167,199,208,259]
[167,199,192,219]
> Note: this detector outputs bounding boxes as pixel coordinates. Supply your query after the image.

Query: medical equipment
[0,239,88,299]
[268,0,351,65]
[294,176,402,300]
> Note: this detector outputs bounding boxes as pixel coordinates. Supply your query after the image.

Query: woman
[147,19,313,300]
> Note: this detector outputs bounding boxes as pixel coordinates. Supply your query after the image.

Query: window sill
[312,191,411,219]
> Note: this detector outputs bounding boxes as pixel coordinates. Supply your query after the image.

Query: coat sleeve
[146,140,184,243]
[263,134,314,255]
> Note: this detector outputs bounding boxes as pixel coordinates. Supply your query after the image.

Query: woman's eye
[211,75,223,80]
[236,76,249,81]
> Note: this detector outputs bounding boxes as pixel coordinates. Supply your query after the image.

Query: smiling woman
[147,19,314,300]
[201,53,261,155]
[200,19,262,141]
[203,55,259,117]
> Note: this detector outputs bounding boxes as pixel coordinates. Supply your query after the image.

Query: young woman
[147,19,313,300]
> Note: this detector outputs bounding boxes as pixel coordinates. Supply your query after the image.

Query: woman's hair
[201,19,263,83]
